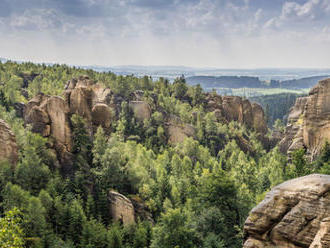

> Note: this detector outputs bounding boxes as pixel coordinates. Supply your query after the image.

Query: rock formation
[279,78,330,159]
[24,93,73,170]
[0,119,18,165]
[108,190,135,226]
[166,115,195,144]
[129,101,151,122]
[64,76,114,129]
[205,94,267,134]
[23,75,269,167]
[24,76,152,169]
[244,174,330,248]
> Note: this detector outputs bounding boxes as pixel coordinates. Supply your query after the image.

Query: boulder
[129,101,151,122]
[92,103,112,128]
[166,115,195,144]
[108,190,135,226]
[0,119,18,165]
[244,174,330,248]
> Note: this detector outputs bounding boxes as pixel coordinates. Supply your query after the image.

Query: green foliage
[1,60,328,248]
[151,208,197,248]
[172,76,188,99]
[0,208,25,248]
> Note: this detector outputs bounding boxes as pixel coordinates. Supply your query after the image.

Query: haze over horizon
[1,0,330,68]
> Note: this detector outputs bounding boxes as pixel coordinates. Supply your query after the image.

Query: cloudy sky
[1,0,330,68]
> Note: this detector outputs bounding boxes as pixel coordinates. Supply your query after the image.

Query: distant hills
[186,75,330,89]
[1,57,330,89]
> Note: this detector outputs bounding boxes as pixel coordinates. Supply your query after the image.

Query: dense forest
[0,60,329,248]
[250,93,304,127]
[186,75,329,90]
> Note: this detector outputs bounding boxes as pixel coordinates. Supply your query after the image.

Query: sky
[1,0,330,68]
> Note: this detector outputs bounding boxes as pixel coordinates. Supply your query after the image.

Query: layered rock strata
[244,174,330,248]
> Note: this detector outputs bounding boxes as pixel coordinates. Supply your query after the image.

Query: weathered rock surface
[24,93,73,168]
[129,101,151,122]
[166,115,195,144]
[24,76,154,169]
[64,75,114,128]
[0,119,18,165]
[280,78,330,159]
[108,190,135,226]
[205,94,267,134]
[244,174,330,248]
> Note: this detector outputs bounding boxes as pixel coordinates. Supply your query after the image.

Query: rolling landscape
[0,0,330,248]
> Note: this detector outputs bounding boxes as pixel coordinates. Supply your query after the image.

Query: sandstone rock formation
[280,78,330,159]
[24,76,154,169]
[24,93,73,169]
[244,174,330,248]
[205,94,267,134]
[129,101,151,122]
[108,190,135,226]
[0,119,18,165]
[166,115,195,144]
[64,76,114,129]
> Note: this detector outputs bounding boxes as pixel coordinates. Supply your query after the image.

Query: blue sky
[1,0,330,68]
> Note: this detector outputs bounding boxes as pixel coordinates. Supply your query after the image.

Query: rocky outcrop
[24,76,154,169]
[108,190,135,226]
[244,174,330,248]
[0,119,18,165]
[310,217,330,248]
[64,76,114,129]
[280,78,330,159]
[205,94,267,134]
[129,101,151,122]
[166,115,195,144]
[24,93,73,169]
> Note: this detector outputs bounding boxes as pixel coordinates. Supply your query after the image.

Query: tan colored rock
[24,93,72,166]
[251,103,267,134]
[129,101,151,122]
[166,115,195,144]
[108,190,135,226]
[65,76,114,126]
[222,96,244,123]
[204,93,267,134]
[279,96,308,154]
[0,119,18,165]
[69,85,93,121]
[92,103,112,128]
[244,174,330,248]
[310,217,330,248]
[280,78,330,158]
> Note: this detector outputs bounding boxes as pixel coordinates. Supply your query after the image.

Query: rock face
[108,190,135,226]
[24,93,73,169]
[280,78,330,159]
[166,115,195,144]
[205,94,267,134]
[129,101,151,122]
[24,76,154,169]
[0,119,18,165]
[244,174,330,248]
[64,76,114,129]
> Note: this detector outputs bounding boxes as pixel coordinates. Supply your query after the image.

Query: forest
[0,60,329,248]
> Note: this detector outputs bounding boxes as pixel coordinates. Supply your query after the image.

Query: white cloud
[1,0,330,68]
[10,9,62,30]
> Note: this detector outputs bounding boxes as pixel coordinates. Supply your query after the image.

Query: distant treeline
[187,75,330,89]
[250,93,305,127]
